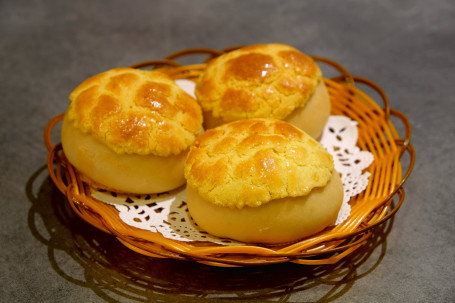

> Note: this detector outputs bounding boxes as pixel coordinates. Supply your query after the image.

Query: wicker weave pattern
[44,49,415,267]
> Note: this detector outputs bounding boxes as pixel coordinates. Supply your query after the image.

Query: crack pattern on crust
[195,44,321,124]
[66,68,203,156]
[184,118,334,209]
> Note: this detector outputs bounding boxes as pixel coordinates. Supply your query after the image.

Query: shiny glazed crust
[66,67,203,156]
[184,118,334,209]
[195,44,326,129]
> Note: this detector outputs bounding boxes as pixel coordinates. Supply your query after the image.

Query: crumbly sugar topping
[184,118,334,208]
[66,68,203,156]
[195,44,322,124]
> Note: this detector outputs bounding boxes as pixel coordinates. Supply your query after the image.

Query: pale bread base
[186,171,343,244]
[285,80,331,139]
[61,115,187,194]
[202,80,330,139]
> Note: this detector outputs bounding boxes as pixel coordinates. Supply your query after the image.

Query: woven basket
[44,48,415,267]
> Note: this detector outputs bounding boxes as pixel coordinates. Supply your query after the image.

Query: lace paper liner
[90,80,374,245]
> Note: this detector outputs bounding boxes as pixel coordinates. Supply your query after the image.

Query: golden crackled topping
[184,118,334,208]
[195,43,322,124]
[65,68,203,156]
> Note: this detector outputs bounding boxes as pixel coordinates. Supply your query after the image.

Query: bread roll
[184,118,343,244]
[61,67,203,194]
[195,43,330,139]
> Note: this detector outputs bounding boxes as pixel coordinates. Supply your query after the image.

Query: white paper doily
[90,80,374,245]
[320,115,374,225]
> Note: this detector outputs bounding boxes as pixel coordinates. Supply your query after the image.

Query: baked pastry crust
[61,67,203,194]
[184,118,334,209]
[195,44,324,128]
[66,67,203,156]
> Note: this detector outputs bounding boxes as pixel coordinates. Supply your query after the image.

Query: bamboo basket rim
[44,48,415,267]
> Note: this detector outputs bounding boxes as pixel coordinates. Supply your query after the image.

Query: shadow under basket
[44,48,415,267]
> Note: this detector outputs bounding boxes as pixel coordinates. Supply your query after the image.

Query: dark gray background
[1,0,454,302]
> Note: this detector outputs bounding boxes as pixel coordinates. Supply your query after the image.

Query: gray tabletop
[1,0,454,302]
